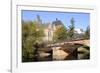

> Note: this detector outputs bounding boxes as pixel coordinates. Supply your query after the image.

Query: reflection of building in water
[34,15,64,42]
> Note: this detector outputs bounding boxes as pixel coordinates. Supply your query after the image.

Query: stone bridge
[46,39,89,48]
[36,39,90,61]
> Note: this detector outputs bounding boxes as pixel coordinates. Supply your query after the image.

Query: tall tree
[68,18,75,40]
[84,26,90,39]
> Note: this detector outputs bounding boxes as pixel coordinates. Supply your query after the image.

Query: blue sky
[22,10,90,31]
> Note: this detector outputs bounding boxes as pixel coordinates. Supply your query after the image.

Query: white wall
[0,0,99,73]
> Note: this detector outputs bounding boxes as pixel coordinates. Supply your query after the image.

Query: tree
[53,26,67,42]
[84,26,90,39]
[22,21,45,62]
[68,18,75,40]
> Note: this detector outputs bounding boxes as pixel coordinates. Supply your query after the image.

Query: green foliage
[53,26,67,42]
[22,21,45,62]
[68,18,75,39]
[78,45,90,59]
[84,26,90,39]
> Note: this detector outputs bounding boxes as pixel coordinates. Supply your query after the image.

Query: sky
[22,10,90,31]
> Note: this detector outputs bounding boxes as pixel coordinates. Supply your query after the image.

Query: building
[34,15,64,42]
[43,18,64,42]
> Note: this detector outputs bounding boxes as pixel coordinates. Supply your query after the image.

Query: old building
[34,15,64,42]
